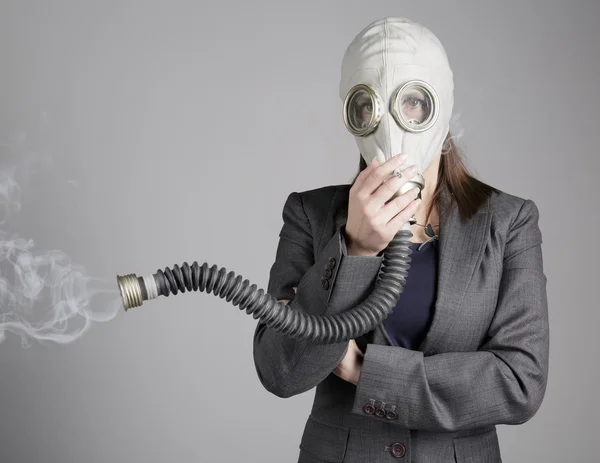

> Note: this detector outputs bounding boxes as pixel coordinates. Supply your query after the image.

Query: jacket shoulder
[295,184,348,214]
[297,184,345,201]
[487,185,540,227]
[290,184,349,243]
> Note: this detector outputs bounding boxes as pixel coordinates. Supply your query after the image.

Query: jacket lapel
[332,184,491,355]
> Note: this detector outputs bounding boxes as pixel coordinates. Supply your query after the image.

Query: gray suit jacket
[253,182,549,463]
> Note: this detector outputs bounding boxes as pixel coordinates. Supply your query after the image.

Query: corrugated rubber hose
[117,229,413,344]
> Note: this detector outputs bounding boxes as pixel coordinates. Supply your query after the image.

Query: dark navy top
[382,239,439,350]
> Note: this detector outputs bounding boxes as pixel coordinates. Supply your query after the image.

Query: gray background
[0,0,597,462]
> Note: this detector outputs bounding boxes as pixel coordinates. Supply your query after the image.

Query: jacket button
[391,443,406,458]
[324,268,332,278]
[328,257,336,269]
[386,411,398,420]
[321,277,329,290]
[375,408,386,418]
[363,404,375,415]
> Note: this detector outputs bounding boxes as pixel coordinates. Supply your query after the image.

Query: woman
[253,17,548,463]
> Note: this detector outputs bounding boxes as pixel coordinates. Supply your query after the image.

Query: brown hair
[349,132,498,224]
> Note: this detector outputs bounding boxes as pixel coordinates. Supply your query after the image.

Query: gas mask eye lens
[353,96,372,128]
[343,84,381,137]
[392,81,439,133]
[402,94,430,123]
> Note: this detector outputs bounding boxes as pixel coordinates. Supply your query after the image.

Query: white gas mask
[340,17,454,200]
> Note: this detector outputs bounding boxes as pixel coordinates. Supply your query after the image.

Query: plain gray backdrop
[0,1,598,462]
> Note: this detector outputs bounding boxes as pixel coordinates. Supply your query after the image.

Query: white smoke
[0,132,121,348]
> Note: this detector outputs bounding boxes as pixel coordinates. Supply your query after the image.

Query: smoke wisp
[0,137,121,348]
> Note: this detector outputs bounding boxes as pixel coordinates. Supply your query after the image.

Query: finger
[361,154,408,197]
[278,299,290,305]
[370,164,418,209]
[384,196,422,232]
[352,344,364,357]
[379,186,420,223]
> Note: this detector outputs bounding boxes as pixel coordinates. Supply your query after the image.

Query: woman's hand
[333,339,364,386]
[277,287,298,306]
[345,154,421,256]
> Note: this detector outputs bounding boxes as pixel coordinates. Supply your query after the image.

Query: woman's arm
[253,190,383,398]
[350,199,549,431]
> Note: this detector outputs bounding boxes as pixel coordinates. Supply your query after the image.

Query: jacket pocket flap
[299,416,349,463]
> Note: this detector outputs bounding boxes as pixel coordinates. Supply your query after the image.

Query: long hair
[349,132,498,224]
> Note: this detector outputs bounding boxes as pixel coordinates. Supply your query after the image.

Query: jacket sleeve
[253,190,383,398]
[351,199,549,431]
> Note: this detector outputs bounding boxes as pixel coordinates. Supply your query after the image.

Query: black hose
[121,228,413,344]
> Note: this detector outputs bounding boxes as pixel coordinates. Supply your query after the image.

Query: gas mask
[340,17,454,204]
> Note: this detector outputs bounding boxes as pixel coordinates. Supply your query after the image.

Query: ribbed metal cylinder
[116,274,143,310]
